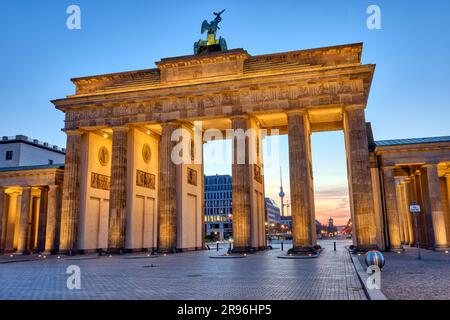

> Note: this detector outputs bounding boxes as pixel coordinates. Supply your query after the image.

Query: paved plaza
[0,240,366,300]
[363,246,450,300]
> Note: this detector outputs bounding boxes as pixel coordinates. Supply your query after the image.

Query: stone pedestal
[108,127,129,253]
[382,167,402,250]
[158,123,178,253]
[424,164,448,250]
[343,106,378,251]
[59,131,82,254]
[287,111,317,254]
[16,187,31,254]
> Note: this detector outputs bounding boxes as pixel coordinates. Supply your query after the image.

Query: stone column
[230,116,252,253]
[16,187,31,254]
[381,167,402,250]
[158,123,178,252]
[414,171,428,247]
[44,185,61,253]
[59,130,82,254]
[343,106,378,250]
[445,174,450,246]
[108,126,129,252]
[424,164,448,250]
[287,110,316,253]
[396,183,407,244]
[403,178,415,245]
[0,187,5,251]
[36,188,48,252]
[4,192,18,251]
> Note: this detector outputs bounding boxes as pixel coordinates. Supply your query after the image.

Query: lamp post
[409,201,421,260]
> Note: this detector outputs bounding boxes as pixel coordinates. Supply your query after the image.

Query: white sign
[409,204,421,213]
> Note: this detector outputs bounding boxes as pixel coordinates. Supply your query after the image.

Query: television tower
[279,166,285,217]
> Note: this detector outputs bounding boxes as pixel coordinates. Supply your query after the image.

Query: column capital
[344,104,366,112]
[63,129,84,136]
[160,121,180,129]
[47,184,60,191]
[111,126,130,132]
[422,162,440,168]
[229,114,250,122]
[286,109,307,116]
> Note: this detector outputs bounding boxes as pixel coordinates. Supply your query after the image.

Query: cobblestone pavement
[359,246,450,300]
[0,240,366,300]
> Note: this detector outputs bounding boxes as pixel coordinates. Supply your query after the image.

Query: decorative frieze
[187,168,197,186]
[253,165,263,184]
[91,172,110,190]
[136,170,155,189]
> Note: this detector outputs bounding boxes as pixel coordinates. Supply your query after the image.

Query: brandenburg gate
[51,42,379,254]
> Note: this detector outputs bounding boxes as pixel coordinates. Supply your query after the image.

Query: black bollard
[334,241,336,251]
[281,241,284,251]
[216,242,219,251]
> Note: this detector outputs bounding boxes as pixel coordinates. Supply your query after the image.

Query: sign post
[409,202,421,260]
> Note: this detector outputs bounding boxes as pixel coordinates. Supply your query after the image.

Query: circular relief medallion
[142,143,151,163]
[98,146,109,166]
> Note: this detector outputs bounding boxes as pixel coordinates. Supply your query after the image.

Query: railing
[1,135,66,153]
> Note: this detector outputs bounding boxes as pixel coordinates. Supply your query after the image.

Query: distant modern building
[0,135,65,168]
[204,174,232,240]
[265,197,280,225]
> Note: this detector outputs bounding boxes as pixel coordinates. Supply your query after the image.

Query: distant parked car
[346,233,352,239]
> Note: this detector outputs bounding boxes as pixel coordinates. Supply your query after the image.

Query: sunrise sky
[2,1,450,226]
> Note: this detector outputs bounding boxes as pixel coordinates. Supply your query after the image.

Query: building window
[5,150,13,160]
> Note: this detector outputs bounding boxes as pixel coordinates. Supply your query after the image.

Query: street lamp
[409,201,421,260]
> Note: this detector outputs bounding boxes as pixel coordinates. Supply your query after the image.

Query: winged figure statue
[194,10,228,54]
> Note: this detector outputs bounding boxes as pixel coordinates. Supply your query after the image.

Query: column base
[288,245,321,256]
[57,249,78,256]
[158,247,178,254]
[13,250,30,256]
[231,246,254,254]
[389,246,404,252]
[434,245,449,252]
[107,248,125,255]
[349,244,380,253]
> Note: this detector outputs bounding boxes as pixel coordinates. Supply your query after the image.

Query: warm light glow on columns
[424,163,448,250]
[44,185,61,253]
[287,110,316,251]
[404,178,416,245]
[343,105,377,250]
[395,183,407,244]
[381,167,402,250]
[0,187,5,251]
[59,130,82,253]
[16,186,31,254]
[158,122,178,252]
[230,115,252,253]
[4,192,18,251]
[445,174,450,246]
[108,126,129,252]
